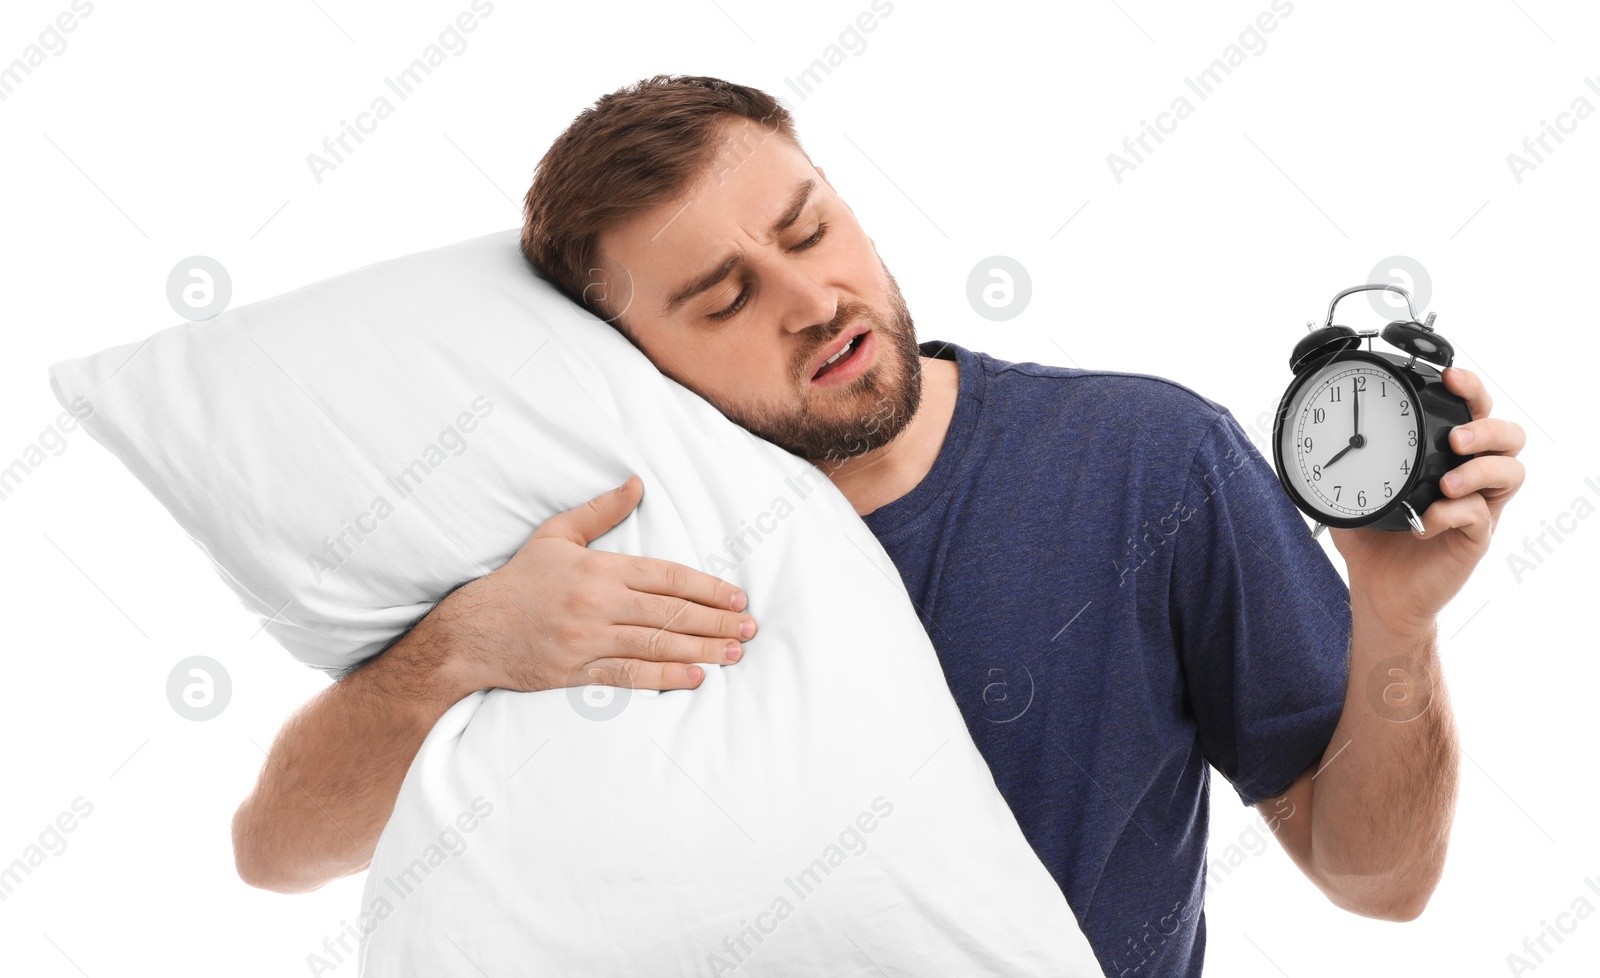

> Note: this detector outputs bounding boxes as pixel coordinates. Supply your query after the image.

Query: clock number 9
[1303,436,1313,452]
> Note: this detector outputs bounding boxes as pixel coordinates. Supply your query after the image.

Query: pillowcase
[48,229,1102,975]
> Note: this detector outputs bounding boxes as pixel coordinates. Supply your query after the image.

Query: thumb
[533,475,643,547]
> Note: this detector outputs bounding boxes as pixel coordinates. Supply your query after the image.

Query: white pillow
[48,230,1101,975]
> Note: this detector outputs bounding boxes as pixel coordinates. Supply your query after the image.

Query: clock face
[1278,357,1422,521]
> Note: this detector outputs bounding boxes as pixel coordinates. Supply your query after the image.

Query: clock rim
[1271,349,1428,528]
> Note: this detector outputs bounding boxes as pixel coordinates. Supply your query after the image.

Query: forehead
[599,121,822,295]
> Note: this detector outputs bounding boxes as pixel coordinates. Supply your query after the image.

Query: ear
[816,165,830,186]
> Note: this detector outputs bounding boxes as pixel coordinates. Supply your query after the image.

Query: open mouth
[812,332,865,381]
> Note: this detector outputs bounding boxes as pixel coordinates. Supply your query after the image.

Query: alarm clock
[1271,283,1475,538]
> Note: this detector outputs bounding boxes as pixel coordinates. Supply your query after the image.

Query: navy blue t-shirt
[860,341,1353,977]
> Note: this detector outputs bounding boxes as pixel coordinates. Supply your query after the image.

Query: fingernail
[740,618,756,639]
[1455,428,1473,448]
[687,665,703,684]
[1444,473,1462,492]
[730,590,747,612]
[725,641,742,662]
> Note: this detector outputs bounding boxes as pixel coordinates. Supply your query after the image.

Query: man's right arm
[230,475,755,893]
[231,580,492,893]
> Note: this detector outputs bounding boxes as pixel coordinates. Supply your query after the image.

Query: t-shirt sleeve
[1168,409,1352,807]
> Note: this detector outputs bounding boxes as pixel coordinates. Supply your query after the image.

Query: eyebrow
[662,179,817,314]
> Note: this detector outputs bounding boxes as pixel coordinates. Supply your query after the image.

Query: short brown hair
[520,75,803,332]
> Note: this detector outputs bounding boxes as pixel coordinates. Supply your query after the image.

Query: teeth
[824,336,856,366]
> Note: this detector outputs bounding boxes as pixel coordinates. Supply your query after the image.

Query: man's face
[596,117,922,466]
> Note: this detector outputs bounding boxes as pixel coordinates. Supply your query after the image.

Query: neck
[816,354,960,516]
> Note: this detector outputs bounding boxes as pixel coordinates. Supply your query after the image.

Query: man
[233,76,1526,976]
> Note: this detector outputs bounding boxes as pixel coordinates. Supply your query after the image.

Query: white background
[2,1,1595,975]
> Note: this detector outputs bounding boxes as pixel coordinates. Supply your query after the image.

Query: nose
[761,251,837,336]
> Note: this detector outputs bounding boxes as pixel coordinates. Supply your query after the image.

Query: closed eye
[792,221,829,252]
[708,222,831,322]
[708,285,748,321]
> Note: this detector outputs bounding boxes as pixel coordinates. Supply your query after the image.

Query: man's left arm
[1262,365,1526,921]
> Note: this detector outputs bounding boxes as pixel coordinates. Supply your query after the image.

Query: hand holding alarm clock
[1271,283,1527,635]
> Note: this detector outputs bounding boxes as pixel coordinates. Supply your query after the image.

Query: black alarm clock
[1271,284,1475,538]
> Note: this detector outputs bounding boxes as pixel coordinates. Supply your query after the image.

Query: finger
[613,586,757,641]
[584,657,707,691]
[1442,367,1493,421]
[534,475,643,546]
[1449,418,1525,458]
[610,623,746,665]
[617,553,748,612]
[1413,492,1492,549]
[1441,455,1527,500]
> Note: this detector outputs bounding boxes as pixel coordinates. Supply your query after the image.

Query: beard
[696,263,923,467]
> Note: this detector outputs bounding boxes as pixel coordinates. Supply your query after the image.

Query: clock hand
[1321,433,1362,470]
[1353,380,1360,440]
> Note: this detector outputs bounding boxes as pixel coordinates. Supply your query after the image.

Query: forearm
[231,582,493,893]
[1305,582,1460,919]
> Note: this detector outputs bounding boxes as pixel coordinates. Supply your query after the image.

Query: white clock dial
[1280,360,1420,520]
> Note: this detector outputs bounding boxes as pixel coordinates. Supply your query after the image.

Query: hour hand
[1321,434,1360,469]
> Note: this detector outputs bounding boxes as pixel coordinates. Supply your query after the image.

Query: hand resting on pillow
[458,475,756,693]
[233,475,751,893]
